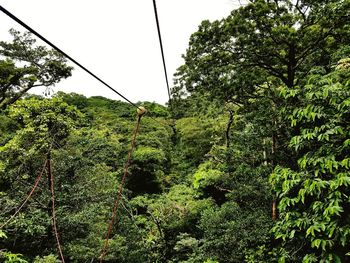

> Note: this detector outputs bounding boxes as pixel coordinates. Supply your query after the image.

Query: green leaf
[0,230,7,239]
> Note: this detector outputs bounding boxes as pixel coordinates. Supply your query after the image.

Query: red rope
[99,116,142,262]
[0,159,48,229]
[48,157,65,263]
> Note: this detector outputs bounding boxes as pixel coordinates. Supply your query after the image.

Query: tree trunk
[272,197,277,221]
[226,109,234,148]
[271,122,278,220]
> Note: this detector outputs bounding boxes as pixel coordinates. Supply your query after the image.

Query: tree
[271,59,350,262]
[198,200,272,263]
[171,2,349,262]
[0,29,73,110]
[0,97,82,259]
[172,0,350,179]
[130,185,213,262]
[174,0,349,103]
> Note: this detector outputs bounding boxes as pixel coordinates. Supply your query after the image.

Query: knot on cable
[137,106,147,117]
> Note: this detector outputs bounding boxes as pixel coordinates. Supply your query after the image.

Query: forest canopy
[1,0,350,262]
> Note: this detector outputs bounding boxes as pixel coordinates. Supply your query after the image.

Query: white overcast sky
[0,0,241,105]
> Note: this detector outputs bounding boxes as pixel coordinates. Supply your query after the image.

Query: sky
[0,0,241,105]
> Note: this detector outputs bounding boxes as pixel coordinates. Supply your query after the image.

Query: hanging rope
[47,154,65,263]
[0,159,48,229]
[99,108,145,262]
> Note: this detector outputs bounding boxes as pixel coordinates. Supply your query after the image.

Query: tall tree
[0,29,72,110]
[172,1,350,261]
[0,97,82,258]
[271,59,350,262]
[174,0,349,103]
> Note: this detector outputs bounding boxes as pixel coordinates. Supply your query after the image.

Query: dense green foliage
[1,0,350,262]
[271,59,350,262]
[0,30,72,111]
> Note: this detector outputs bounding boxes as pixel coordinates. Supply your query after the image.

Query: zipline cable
[48,154,65,263]
[99,110,144,263]
[0,159,48,229]
[0,5,173,129]
[0,5,139,109]
[152,0,172,103]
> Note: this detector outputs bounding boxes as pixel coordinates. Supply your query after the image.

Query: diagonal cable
[0,5,139,109]
[152,0,172,103]
[0,5,171,128]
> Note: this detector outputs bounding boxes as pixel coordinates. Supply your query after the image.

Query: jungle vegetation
[1,0,350,262]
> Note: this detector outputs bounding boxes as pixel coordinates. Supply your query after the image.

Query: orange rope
[99,115,142,262]
[48,157,65,263]
[0,159,48,229]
